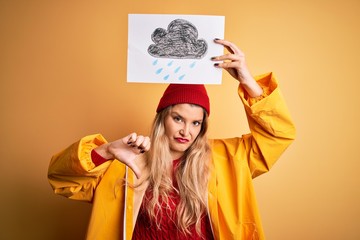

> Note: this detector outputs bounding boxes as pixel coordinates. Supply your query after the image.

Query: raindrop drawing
[151,59,198,81]
[156,68,163,74]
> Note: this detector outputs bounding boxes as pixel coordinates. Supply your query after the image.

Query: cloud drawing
[148,19,208,59]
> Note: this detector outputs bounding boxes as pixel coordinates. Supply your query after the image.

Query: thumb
[125,160,141,179]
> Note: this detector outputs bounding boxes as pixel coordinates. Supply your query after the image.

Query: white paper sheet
[127,14,225,84]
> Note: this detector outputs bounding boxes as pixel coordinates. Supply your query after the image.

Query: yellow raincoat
[48,72,296,240]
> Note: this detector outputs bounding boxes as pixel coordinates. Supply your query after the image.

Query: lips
[175,138,189,143]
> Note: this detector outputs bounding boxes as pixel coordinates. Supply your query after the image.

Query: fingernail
[211,57,217,60]
[214,63,219,67]
[214,38,220,40]
[140,150,145,153]
[131,144,136,148]
[127,140,133,144]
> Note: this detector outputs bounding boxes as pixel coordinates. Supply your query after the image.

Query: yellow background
[1,0,359,239]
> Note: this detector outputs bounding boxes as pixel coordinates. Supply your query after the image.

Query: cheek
[164,120,178,136]
[191,127,202,138]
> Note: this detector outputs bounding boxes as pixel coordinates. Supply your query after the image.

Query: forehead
[169,104,204,119]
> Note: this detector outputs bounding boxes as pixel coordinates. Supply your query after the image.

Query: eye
[173,116,182,122]
[193,121,201,126]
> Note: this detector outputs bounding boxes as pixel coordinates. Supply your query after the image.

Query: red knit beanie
[156,84,210,115]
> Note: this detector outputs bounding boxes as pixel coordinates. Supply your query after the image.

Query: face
[164,104,204,160]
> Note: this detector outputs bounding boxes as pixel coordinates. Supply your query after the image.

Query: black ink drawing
[148,19,208,59]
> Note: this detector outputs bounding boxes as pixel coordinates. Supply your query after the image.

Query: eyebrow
[170,111,203,122]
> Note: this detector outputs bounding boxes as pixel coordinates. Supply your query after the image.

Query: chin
[170,144,189,155]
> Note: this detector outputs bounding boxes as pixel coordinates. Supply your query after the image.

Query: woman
[48,39,296,240]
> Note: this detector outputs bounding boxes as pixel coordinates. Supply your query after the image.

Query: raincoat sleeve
[238,72,296,178]
[48,134,113,202]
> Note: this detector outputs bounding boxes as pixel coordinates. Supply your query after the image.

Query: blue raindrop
[152,59,158,65]
[156,68,163,74]
[174,66,181,73]
[190,62,196,68]
[164,75,170,80]
[179,74,185,80]
[167,61,174,66]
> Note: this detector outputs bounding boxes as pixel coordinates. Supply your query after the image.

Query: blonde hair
[145,105,212,236]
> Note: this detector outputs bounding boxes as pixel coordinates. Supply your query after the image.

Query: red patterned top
[131,159,214,240]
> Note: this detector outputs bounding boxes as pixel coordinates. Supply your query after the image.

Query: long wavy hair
[145,104,212,236]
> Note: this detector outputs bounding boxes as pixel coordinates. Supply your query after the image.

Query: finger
[139,136,151,153]
[218,39,240,54]
[133,135,145,148]
[211,53,241,62]
[126,132,137,144]
[214,39,242,55]
[134,136,151,153]
[214,61,241,69]
[128,135,145,152]
[213,38,233,53]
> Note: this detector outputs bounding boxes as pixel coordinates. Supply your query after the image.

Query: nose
[179,124,190,136]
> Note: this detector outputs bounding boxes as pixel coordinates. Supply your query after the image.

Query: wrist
[240,76,263,98]
[237,64,253,83]
[94,143,114,160]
